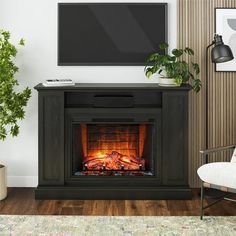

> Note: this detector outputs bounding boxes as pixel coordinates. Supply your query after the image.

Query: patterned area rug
[0,215,236,236]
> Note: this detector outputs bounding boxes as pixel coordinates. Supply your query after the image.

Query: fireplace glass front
[72,123,155,176]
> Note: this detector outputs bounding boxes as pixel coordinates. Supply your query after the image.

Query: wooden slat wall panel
[178,0,236,187]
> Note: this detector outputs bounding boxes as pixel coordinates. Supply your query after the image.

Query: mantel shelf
[34,83,192,91]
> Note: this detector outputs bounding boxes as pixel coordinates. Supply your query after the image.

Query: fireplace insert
[72,123,154,176]
[65,107,161,184]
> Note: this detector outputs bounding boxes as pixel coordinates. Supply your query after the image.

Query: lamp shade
[211,35,234,63]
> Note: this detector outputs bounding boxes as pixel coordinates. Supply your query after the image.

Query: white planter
[159,77,179,87]
[0,165,7,201]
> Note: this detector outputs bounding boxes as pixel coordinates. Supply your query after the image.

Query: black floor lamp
[204,34,234,197]
[205,34,234,161]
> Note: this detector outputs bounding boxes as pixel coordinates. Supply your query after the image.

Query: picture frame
[215,8,236,72]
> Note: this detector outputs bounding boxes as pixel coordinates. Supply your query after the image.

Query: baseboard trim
[35,186,192,200]
[7,176,38,187]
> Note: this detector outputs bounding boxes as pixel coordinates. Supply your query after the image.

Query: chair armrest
[200,145,235,164]
[200,145,235,156]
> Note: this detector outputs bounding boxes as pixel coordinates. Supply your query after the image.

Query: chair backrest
[231,148,236,163]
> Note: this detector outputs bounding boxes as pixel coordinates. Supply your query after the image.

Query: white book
[45,79,74,84]
[43,82,75,87]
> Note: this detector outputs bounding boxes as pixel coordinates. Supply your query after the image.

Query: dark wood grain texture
[0,188,235,216]
[34,83,192,91]
[38,91,64,185]
[162,92,188,186]
[35,84,191,199]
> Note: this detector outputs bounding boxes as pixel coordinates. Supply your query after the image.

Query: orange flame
[80,124,147,171]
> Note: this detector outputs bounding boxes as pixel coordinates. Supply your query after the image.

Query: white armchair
[197,145,236,219]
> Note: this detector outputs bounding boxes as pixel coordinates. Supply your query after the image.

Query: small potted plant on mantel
[145,43,202,92]
[0,29,31,200]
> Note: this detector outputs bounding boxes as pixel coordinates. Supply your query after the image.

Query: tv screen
[58,3,168,65]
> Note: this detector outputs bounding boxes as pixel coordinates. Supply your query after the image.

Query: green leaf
[0,125,7,140]
[192,79,202,93]
[19,38,25,46]
[145,68,153,78]
[146,53,159,63]
[184,47,194,55]
[172,49,183,57]
[159,42,169,50]
[170,56,176,62]
[10,124,19,137]
[174,75,183,86]
[192,62,200,74]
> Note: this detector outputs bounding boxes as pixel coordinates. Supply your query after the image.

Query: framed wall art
[215,8,236,72]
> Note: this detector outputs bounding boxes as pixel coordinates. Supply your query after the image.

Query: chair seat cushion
[197,162,236,189]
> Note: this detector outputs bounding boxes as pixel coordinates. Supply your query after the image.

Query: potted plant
[0,29,31,200]
[145,43,202,92]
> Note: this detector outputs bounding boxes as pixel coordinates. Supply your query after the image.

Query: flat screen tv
[58,3,168,65]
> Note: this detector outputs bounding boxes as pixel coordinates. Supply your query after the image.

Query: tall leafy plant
[0,29,31,140]
[145,43,202,92]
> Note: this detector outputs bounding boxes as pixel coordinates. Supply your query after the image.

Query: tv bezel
[57,2,168,66]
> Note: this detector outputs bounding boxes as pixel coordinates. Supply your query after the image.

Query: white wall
[0,0,177,187]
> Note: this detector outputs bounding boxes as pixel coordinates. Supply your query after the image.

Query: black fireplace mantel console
[35,83,191,200]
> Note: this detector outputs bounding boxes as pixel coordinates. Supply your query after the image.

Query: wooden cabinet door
[38,91,64,185]
[162,92,188,186]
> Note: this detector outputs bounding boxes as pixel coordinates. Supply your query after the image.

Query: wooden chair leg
[200,181,204,220]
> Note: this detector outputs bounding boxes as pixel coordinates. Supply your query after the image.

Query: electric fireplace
[35,83,191,200]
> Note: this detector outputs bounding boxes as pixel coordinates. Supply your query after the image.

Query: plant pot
[159,77,179,87]
[0,165,7,200]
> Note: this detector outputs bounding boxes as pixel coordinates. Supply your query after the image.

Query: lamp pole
[205,42,215,164]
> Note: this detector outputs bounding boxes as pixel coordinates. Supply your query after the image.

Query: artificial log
[82,151,145,171]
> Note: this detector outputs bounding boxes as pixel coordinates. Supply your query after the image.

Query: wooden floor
[0,188,235,216]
